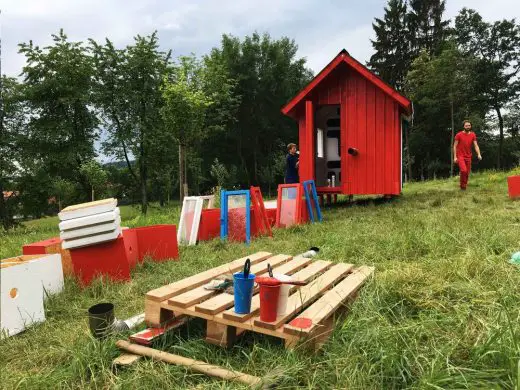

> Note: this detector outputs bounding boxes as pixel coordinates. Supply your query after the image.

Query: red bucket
[258,283,280,322]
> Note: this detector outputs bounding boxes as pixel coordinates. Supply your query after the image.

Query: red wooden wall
[297,63,402,196]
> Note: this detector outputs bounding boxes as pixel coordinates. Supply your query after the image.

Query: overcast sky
[2,0,519,78]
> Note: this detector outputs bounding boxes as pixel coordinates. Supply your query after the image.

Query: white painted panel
[62,228,121,250]
[58,199,117,221]
[59,208,120,231]
[28,254,64,297]
[1,263,45,338]
[60,216,121,240]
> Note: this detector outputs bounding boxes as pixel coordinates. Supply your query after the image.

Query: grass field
[1,169,519,389]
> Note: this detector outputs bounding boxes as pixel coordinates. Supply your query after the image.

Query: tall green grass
[1,169,519,389]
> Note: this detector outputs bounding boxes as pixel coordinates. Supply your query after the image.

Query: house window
[317,128,324,158]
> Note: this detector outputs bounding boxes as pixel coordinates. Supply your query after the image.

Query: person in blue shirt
[285,143,299,184]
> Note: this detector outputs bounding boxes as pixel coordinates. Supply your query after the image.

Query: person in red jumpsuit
[453,120,482,190]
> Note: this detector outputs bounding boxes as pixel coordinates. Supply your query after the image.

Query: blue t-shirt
[285,153,299,183]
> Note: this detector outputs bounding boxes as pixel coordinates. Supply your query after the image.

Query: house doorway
[315,105,341,188]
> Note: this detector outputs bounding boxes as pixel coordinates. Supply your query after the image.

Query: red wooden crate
[508,175,520,199]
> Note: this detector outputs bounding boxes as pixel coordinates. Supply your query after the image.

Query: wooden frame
[276,184,303,228]
[220,190,251,245]
[303,180,322,223]
[178,196,214,246]
[250,186,272,237]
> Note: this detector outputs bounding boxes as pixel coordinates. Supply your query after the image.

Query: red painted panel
[305,100,315,181]
[69,236,130,286]
[375,86,385,194]
[198,208,220,241]
[357,75,367,194]
[366,82,376,194]
[122,228,139,268]
[132,225,179,262]
[508,175,520,198]
[383,96,391,194]
[341,74,349,194]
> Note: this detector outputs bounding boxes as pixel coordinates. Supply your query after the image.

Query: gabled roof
[282,49,412,117]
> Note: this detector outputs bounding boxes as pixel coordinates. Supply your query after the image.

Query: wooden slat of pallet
[167,254,291,308]
[252,263,354,331]
[194,256,310,315]
[284,266,374,336]
[221,259,332,322]
[146,252,271,302]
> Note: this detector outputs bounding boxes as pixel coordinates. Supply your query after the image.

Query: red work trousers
[458,157,472,189]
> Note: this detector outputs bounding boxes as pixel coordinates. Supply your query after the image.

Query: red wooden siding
[283,50,407,196]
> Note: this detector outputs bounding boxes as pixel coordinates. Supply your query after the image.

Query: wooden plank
[167,254,291,308]
[222,259,332,322]
[195,256,309,315]
[146,252,271,302]
[284,266,374,336]
[249,263,352,331]
[253,263,353,331]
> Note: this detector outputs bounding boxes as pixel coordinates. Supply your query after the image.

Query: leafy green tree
[455,9,520,168]
[408,0,450,56]
[79,160,108,201]
[1,76,27,228]
[368,0,411,90]
[91,33,172,213]
[18,30,98,187]
[52,178,76,211]
[161,55,213,201]
[203,33,313,188]
[405,44,484,179]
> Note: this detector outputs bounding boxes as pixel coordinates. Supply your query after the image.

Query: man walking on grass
[453,120,482,190]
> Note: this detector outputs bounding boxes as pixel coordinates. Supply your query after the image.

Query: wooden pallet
[144,251,374,351]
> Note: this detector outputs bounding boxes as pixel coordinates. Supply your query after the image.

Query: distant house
[281,49,413,197]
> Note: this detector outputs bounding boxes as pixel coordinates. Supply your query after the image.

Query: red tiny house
[282,49,412,197]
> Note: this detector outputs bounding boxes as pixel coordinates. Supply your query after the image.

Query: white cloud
[1,0,519,78]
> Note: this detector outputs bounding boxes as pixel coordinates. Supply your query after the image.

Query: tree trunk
[140,158,148,215]
[179,143,185,201]
[450,98,455,177]
[495,105,504,169]
[91,187,95,202]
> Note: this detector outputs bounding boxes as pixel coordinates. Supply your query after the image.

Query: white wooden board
[29,254,64,297]
[177,197,203,246]
[59,208,120,231]
[60,216,121,240]
[1,262,45,338]
[62,228,121,250]
[59,198,117,221]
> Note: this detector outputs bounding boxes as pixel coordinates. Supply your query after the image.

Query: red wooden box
[69,236,131,285]
[23,237,73,275]
[131,224,179,262]
[508,175,520,199]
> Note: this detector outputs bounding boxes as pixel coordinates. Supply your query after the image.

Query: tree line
[369,0,520,180]
[1,1,519,228]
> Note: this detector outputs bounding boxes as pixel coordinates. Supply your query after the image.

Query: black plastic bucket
[88,302,115,339]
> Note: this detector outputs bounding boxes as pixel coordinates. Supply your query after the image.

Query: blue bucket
[233,272,256,314]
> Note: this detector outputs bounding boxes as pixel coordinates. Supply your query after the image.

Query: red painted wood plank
[357,76,367,194]
[375,89,385,194]
[305,100,315,182]
[366,82,376,194]
[384,96,394,194]
[341,75,349,194]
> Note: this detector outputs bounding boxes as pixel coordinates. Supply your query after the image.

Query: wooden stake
[115,340,263,387]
